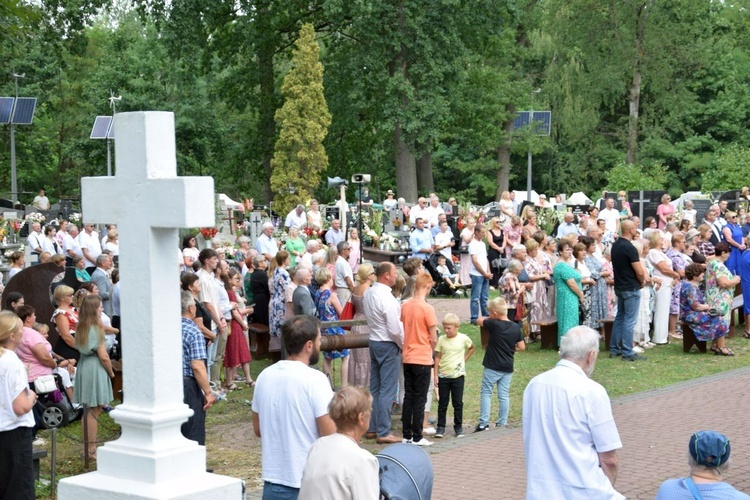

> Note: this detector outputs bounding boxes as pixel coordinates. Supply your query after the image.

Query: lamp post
[10,73,23,203]
[526,88,541,203]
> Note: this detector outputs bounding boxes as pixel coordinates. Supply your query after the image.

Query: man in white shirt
[433,220,455,260]
[285,205,307,230]
[409,197,428,225]
[252,315,335,498]
[523,326,624,500]
[196,249,223,384]
[362,262,403,444]
[26,222,43,264]
[469,224,491,324]
[255,222,278,262]
[32,189,50,210]
[334,241,355,304]
[598,198,620,235]
[425,196,445,227]
[63,224,83,266]
[78,224,102,267]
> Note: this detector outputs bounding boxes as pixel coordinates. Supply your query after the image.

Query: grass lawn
[33,318,750,497]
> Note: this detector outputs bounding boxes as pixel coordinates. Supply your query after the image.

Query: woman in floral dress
[268,251,291,349]
[503,216,523,258]
[542,236,558,316]
[666,233,691,339]
[523,240,551,338]
[704,242,740,328]
[314,267,349,386]
[582,236,610,330]
[680,264,732,355]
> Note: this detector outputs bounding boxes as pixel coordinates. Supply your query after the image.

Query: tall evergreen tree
[270,23,331,216]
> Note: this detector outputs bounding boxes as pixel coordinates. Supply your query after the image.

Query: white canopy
[513,190,539,204]
[566,192,593,205]
[218,193,243,209]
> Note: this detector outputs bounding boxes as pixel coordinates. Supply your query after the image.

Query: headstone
[58,112,241,498]
[628,190,667,225]
[383,208,402,233]
[245,211,265,247]
[691,199,713,224]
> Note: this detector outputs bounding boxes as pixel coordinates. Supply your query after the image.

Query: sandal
[710,346,720,355]
[715,347,735,356]
[246,380,255,388]
[224,383,240,392]
[743,331,750,339]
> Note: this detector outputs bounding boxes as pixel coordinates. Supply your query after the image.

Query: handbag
[514,293,525,322]
[34,374,57,394]
[492,256,509,270]
[340,300,355,331]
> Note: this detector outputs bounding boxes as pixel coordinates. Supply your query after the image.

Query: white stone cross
[59,112,242,498]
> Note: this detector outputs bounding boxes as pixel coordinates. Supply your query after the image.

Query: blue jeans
[611,289,640,357]
[369,340,401,437]
[479,368,513,427]
[262,481,299,500]
[470,274,489,322]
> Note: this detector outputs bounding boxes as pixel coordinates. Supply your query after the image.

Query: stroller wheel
[42,403,70,429]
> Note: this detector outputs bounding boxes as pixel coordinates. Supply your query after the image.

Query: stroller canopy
[377,443,434,500]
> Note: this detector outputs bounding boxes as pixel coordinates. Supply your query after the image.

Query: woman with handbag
[498,260,531,326]
[0,311,37,499]
[74,295,114,461]
[314,268,349,387]
[486,217,507,289]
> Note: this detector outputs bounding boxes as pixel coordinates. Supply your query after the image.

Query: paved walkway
[426,366,750,499]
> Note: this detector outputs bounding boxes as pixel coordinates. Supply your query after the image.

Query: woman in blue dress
[680,264,732,355]
[722,211,745,275]
[552,240,584,344]
[268,251,291,352]
[314,267,349,387]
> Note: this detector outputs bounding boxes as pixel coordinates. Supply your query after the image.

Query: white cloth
[255,234,278,259]
[409,205,426,225]
[285,210,306,229]
[62,232,81,258]
[363,282,403,347]
[215,278,232,320]
[104,240,119,256]
[425,204,444,227]
[334,256,353,290]
[252,360,333,489]
[307,210,322,229]
[682,209,696,224]
[523,359,624,500]
[78,230,102,267]
[40,237,60,255]
[298,433,380,500]
[0,350,35,432]
[32,195,50,210]
[468,239,488,277]
[598,208,620,234]
[434,229,455,260]
[27,230,43,253]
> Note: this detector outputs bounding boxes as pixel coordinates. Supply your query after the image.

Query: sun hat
[685,228,700,242]
[689,430,731,467]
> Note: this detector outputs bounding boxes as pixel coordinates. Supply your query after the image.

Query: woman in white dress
[646,232,680,344]
[458,217,476,286]
[307,199,323,230]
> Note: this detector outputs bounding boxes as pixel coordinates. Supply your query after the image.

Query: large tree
[270,23,331,216]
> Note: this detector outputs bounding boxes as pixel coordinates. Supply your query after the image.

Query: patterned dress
[584,254,609,329]
[679,282,728,341]
[347,293,370,387]
[269,267,290,338]
[503,224,523,258]
[315,289,349,360]
[667,248,691,316]
[705,259,734,326]
[553,260,581,343]
[575,259,592,328]
[524,256,549,332]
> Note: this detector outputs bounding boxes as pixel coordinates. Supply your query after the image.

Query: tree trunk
[257,0,276,203]
[495,103,516,200]
[627,1,652,165]
[395,123,417,202]
[416,150,434,195]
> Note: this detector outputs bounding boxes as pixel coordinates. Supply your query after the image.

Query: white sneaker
[33,438,46,446]
[401,438,412,444]
[411,438,433,447]
[423,426,436,436]
[632,346,644,354]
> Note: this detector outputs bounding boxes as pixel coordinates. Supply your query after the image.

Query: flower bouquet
[26,212,46,224]
[199,227,218,240]
[69,212,82,225]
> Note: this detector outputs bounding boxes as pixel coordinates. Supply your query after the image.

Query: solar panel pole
[10,73,24,203]
[526,88,541,203]
[107,93,122,176]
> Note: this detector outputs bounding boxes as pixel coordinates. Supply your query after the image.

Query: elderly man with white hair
[523,326,624,499]
[285,204,307,230]
[301,239,321,268]
[556,212,578,239]
[255,222,278,262]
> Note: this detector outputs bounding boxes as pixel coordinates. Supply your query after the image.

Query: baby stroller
[424,253,466,297]
[377,443,434,500]
[33,373,82,429]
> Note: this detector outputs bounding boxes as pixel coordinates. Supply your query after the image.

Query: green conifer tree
[270,23,331,217]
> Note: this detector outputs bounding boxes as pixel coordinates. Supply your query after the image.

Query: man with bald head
[556,212,578,239]
[410,197,428,225]
[610,220,647,361]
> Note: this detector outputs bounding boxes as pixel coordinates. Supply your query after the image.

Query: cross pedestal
[58,112,242,498]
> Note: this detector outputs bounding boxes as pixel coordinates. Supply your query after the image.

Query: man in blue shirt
[409,218,434,260]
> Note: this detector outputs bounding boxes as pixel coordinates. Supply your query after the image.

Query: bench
[33,447,47,481]
[597,318,614,348]
[362,247,410,264]
[532,317,559,350]
[681,322,707,354]
[248,323,270,358]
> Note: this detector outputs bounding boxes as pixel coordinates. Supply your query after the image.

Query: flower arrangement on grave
[69,212,82,225]
[536,207,564,235]
[302,225,326,240]
[4,245,23,258]
[26,212,46,224]
[378,233,399,251]
[199,227,218,240]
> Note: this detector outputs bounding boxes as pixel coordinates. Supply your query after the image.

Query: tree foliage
[701,144,750,192]
[605,161,668,192]
[270,24,331,216]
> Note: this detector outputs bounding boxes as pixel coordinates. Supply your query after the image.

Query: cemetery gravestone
[58,112,241,498]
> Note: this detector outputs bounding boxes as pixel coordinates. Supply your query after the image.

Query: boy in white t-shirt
[433,313,475,438]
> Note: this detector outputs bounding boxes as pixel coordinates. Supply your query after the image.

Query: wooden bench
[362,247,410,264]
[532,317,559,350]
[248,323,270,358]
[681,322,707,354]
[597,318,614,348]
[33,447,47,481]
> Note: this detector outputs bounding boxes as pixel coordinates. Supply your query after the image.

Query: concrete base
[58,471,243,499]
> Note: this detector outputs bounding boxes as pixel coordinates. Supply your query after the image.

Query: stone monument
[58,112,242,498]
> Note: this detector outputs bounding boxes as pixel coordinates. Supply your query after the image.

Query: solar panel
[11,97,36,125]
[513,110,552,136]
[107,117,115,139]
[0,97,13,125]
[90,116,113,139]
